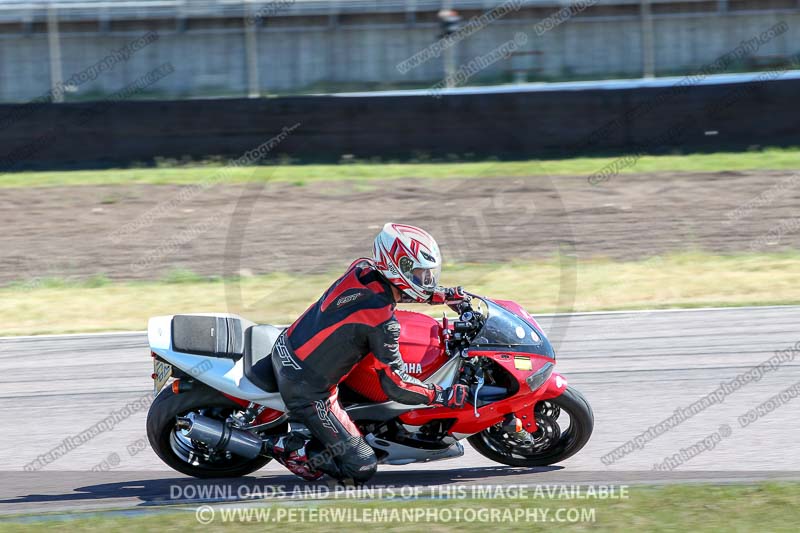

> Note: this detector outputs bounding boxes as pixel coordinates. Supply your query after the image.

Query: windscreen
[471,298,554,358]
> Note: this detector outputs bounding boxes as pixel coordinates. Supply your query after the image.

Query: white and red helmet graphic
[373,223,442,303]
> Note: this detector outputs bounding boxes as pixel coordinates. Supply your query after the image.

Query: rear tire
[468,386,593,467]
[146,384,273,478]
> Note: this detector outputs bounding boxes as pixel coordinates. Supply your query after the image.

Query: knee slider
[340,437,377,482]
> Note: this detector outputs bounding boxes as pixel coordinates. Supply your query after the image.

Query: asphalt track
[1,306,799,515]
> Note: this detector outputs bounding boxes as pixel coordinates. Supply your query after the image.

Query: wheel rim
[168,406,255,470]
[476,399,579,461]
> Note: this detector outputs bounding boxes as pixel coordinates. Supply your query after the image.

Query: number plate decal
[514,356,532,371]
[153,359,173,394]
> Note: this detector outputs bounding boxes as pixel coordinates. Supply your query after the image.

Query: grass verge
[1,251,798,336]
[0,482,797,532]
[1,147,799,188]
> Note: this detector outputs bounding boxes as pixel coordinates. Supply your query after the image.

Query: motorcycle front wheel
[467,386,593,467]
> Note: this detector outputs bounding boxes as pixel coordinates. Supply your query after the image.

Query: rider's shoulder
[351,259,394,303]
[324,258,392,311]
[347,257,376,273]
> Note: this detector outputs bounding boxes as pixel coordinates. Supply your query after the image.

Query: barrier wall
[1,74,799,171]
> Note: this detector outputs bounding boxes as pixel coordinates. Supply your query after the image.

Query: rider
[256,223,469,483]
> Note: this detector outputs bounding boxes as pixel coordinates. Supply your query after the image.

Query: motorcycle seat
[172,314,251,359]
[243,325,283,393]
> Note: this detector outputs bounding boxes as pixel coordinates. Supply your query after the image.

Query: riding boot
[263,433,324,481]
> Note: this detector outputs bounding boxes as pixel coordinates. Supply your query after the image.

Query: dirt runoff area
[1,170,798,284]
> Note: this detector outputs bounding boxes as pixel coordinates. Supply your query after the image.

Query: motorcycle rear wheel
[467,386,593,467]
[146,384,273,478]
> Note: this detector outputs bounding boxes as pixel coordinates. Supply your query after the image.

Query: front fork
[523,370,570,434]
[499,370,570,435]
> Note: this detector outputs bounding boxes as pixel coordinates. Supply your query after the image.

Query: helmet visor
[411,265,440,290]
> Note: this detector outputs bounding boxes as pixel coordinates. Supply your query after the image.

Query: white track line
[2,304,798,341]
[0,330,148,341]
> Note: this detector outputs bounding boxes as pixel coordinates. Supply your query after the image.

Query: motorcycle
[145,294,593,478]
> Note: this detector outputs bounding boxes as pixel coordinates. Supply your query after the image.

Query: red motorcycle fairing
[397,350,566,436]
[342,310,447,402]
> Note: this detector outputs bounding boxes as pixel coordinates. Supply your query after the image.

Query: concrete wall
[0,6,798,100]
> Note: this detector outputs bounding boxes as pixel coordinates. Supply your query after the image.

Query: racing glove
[429,286,468,305]
[433,384,469,408]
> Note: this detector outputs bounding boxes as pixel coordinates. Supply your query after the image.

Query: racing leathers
[257,258,463,482]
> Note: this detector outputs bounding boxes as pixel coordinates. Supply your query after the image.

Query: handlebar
[441,295,485,354]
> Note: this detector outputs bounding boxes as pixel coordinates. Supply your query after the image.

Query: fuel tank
[342,310,445,401]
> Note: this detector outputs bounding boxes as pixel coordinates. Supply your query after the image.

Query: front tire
[468,386,593,467]
[146,384,273,478]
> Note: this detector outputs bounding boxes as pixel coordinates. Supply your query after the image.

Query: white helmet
[373,223,442,303]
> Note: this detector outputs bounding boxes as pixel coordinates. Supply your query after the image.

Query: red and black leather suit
[257,258,444,482]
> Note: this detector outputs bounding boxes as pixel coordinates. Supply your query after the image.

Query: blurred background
[1,0,798,100]
[1,0,799,171]
[0,0,799,326]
